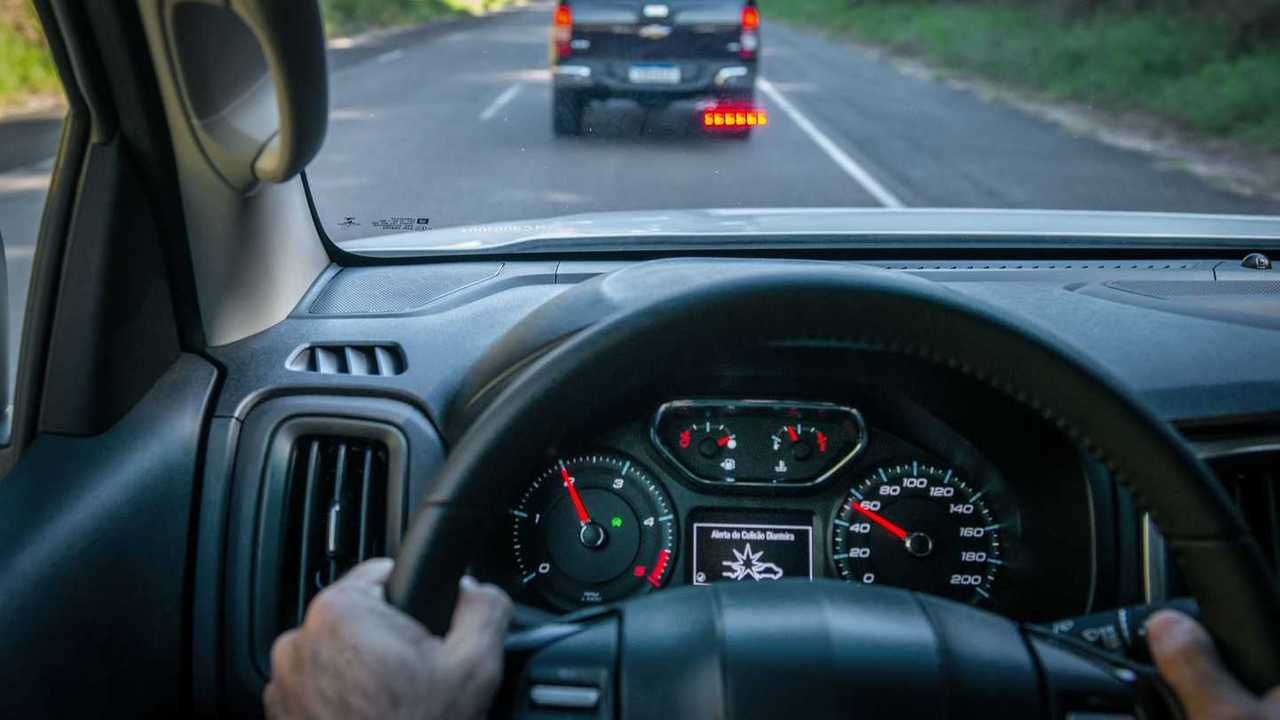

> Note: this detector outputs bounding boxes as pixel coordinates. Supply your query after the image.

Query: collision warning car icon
[721,543,784,581]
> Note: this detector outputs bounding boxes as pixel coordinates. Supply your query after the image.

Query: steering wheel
[386,259,1280,718]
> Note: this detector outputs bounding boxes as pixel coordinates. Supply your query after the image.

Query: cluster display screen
[691,513,814,586]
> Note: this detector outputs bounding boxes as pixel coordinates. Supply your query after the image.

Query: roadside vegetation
[323,0,522,37]
[0,0,62,116]
[765,0,1280,150]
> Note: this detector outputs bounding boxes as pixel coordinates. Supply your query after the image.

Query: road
[310,3,1278,242]
[0,113,61,392]
[2,3,1278,375]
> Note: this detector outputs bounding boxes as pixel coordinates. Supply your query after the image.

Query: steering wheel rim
[386,258,1280,692]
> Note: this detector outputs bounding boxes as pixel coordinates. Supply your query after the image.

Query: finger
[270,629,304,680]
[1263,685,1280,714]
[444,576,513,653]
[1146,610,1258,716]
[263,681,288,720]
[441,578,512,717]
[334,557,395,591]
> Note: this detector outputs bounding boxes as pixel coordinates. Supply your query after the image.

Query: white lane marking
[376,48,404,64]
[758,77,905,208]
[5,246,36,258]
[479,83,522,122]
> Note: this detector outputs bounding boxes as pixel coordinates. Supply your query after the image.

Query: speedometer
[831,462,1001,604]
[511,453,677,609]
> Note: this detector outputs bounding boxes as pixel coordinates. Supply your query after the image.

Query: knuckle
[1162,624,1210,665]
[269,631,299,676]
[303,588,353,631]
[455,634,502,677]
[472,582,513,619]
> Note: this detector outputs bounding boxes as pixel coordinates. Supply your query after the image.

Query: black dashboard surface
[208,257,1280,427]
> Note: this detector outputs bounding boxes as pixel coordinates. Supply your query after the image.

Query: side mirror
[163,0,328,190]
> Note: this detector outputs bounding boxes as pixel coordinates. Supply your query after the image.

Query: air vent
[286,343,406,376]
[1208,451,1280,574]
[280,436,391,627]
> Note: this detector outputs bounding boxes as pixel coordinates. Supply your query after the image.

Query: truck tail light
[554,3,573,59]
[700,103,767,131]
[739,4,759,59]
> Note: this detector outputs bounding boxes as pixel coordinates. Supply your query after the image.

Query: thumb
[1146,610,1258,718]
[445,576,513,652]
[333,557,395,593]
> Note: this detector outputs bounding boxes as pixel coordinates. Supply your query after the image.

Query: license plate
[628,64,681,85]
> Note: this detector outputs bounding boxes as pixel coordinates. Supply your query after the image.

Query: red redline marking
[647,549,671,587]
[849,501,909,540]
[817,431,828,453]
[785,425,799,442]
[716,435,733,447]
[560,465,591,524]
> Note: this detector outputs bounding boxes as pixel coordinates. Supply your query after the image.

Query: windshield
[306,0,1280,251]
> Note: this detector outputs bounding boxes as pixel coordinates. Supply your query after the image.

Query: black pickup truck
[550,0,762,136]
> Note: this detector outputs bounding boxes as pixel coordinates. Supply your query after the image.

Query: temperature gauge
[769,423,829,476]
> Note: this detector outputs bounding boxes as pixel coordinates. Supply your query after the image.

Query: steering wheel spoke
[501,613,619,718]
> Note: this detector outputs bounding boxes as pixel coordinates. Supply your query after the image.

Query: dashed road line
[479,83,522,122]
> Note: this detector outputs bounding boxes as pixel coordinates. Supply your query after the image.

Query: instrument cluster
[488,395,1093,621]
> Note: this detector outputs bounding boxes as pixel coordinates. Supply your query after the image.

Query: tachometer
[511,453,677,609]
[831,462,1001,604]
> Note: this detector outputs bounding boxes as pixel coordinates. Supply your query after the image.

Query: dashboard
[189,253,1280,715]
[478,380,1099,622]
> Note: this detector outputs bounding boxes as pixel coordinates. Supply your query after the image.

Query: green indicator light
[611,516,623,528]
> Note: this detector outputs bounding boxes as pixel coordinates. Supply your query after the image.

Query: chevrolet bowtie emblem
[638,24,673,40]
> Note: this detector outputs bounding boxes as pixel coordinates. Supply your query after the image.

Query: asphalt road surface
[310,3,1278,243]
[2,3,1278,373]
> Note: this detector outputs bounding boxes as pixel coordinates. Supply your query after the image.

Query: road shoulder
[773,19,1280,207]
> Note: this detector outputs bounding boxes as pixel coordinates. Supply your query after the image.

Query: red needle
[786,425,799,442]
[849,502,909,540]
[716,435,733,447]
[560,464,591,525]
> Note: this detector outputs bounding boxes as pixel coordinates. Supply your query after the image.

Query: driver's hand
[264,558,512,720]
[1147,610,1280,719]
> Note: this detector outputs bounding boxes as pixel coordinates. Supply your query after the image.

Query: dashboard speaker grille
[281,436,390,626]
[308,264,502,315]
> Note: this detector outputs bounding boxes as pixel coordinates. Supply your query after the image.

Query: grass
[0,0,62,114]
[322,0,521,37]
[764,0,1280,151]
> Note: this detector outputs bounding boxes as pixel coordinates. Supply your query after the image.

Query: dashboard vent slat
[287,343,406,377]
[1206,449,1280,575]
[282,436,390,627]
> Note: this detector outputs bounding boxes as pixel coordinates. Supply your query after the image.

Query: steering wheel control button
[530,684,601,710]
[1242,252,1273,270]
[1043,598,1199,662]
[652,400,867,486]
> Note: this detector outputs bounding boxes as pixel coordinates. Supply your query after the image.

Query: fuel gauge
[671,421,741,479]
